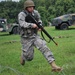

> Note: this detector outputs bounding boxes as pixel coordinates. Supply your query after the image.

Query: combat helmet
[24,0,35,9]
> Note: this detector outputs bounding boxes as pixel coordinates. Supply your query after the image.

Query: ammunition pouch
[22,28,37,36]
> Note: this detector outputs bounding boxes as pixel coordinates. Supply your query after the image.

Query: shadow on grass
[52,27,75,31]
[0,32,10,36]
[68,28,75,30]
[0,34,10,36]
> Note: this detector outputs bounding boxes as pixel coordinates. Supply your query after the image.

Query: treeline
[0,0,75,25]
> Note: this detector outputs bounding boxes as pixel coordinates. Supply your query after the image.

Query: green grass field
[0,26,75,75]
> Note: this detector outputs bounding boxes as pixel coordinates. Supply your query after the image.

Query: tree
[37,6,49,26]
[55,0,75,13]
[0,0,75,26]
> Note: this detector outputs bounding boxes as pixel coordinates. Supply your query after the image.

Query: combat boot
[50,61,63,72]
[20,56,25,65]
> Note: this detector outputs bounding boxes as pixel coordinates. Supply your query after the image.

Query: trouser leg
[34,36,55,64]
[21,37,34,61]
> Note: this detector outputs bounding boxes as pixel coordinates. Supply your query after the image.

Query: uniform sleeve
[18,12,34,28]
[34,10,42,25]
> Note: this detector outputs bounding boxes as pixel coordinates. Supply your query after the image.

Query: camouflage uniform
[18,10,55,64]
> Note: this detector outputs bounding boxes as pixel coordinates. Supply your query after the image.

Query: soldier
[18,0,62,72]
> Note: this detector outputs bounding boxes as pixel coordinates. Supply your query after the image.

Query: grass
[0,26,75,75]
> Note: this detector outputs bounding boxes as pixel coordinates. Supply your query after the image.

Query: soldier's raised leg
[34,35,62,72]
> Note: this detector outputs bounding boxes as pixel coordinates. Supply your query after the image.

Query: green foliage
[37,6,49,26]
[55,0,75,14]
[0,0,75,25]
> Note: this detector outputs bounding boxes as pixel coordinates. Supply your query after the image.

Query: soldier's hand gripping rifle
[26,14,58,46]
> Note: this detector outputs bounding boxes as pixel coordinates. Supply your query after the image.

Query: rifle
[26,14,58,46]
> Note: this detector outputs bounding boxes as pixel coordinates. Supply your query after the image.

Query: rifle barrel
[29,14,58,46]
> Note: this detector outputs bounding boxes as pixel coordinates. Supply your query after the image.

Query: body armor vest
[20,10,38,37]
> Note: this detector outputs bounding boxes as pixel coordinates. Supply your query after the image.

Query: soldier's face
[26,6,34,13]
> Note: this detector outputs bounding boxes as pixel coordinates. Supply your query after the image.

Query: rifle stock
[27,14,58,46]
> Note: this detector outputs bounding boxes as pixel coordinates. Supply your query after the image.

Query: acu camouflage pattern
[18,10,55,64]
[18,10,42,38]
